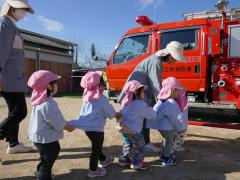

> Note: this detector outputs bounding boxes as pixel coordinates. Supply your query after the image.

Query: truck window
[229,25,240,58]
[160,29,197,50]
[113,35,149,64]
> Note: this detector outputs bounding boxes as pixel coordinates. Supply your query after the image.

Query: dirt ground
[0,97,240,180]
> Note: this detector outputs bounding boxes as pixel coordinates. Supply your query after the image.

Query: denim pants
[85,131,106,171]
[123,133,145,165]
[34,141,60,180]
[120,133,133,159]
[120,120,149,160]
[0,92,27,147]
[159,130,176,157]
[173,130,186,148]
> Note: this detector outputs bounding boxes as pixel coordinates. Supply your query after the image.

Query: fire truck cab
[106,4,240,112]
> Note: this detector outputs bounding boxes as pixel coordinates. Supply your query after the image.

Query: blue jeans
[159,130,176,157]
[120,133,132,159]
[120,122,149,160]
[122,133,145,165]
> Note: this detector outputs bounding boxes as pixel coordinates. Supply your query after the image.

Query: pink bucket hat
[80,71,103,102]
[121,80,144,108]
[28,70,61,105]
[157,77,185,100]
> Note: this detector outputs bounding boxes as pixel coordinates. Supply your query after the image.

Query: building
[72,67,105,92]
[20,28,77,92]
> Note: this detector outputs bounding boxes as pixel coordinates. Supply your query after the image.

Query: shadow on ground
[2,135,240,180]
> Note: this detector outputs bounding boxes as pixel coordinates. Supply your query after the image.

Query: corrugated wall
[25,59,72,92]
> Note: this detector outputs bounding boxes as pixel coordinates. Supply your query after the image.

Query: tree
[73,36,109,69]
[72,62,79,70]
[91,43,96,58]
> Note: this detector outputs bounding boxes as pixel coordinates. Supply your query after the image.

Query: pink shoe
[118,158,132,167]
[130,161,149,170]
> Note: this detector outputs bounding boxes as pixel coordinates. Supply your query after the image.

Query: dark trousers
[142,119,150,144]
[35,141,60,180]
[0,92,27,147]
[141,96,156,144]
[85,131,106,171]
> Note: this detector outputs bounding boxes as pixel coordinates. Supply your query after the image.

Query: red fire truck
[106,1,240,114]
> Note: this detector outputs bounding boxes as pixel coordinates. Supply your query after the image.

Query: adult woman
[0,0,34,154]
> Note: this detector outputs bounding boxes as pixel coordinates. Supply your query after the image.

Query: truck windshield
[113,35,149,64]
[160,29,197,50]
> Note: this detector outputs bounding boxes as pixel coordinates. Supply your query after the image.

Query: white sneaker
[145,143,161,153]
[98,156,114,168]
[87,168,107,178]
[173,146,185,152]
[7,143,33,154]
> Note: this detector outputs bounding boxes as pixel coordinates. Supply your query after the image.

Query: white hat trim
[6,0,34,14]
[167,46,186,62]
[155,48,170,57]
[0,1,11,16]
[155,41,186,62]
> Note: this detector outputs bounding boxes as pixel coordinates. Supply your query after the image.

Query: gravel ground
[0,97,240,180]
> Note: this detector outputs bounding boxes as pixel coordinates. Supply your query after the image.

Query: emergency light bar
[183,9,240,20]
[136,16,154,26]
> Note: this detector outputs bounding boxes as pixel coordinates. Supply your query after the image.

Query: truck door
[159,27,207,95]
[107,32,153,91]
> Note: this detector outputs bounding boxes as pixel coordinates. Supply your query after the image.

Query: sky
[0,0,239,62]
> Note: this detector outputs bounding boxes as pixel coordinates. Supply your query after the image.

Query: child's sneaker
[118,157,132,167]
[159,155,176,166]
[145,143,161,153]
[130,161,149,170]
[87,168,107,178]
[98,156,114,168]
[174,146,185,152]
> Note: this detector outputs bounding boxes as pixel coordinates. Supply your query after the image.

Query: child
[147,77,187,166]
[27,70,74,180]
[67,71,119,178]
[117,80,157,170]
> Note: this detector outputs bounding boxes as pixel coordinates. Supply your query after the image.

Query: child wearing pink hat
[147,77,188,166]
[117,80,157,170]
[67,71,120,178]
[161,77,188,153]
[27,70,74,180]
